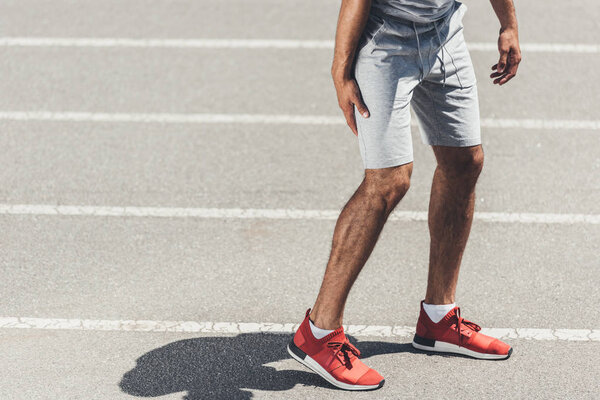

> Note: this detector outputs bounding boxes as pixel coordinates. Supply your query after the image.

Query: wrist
[331,64,353,81]
[499,24,518,34]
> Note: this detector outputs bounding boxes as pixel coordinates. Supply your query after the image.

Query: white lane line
[1,37,599,53]
[1,111,599,130]
[0,317,598,341]
[1,204,599,225]
[0,37,337,49]
[469,42,600,54]
[0,111,344,125]
[480,119,600,131]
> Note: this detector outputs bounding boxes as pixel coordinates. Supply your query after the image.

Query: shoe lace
[454,307,481,347]
[327,339,361,369]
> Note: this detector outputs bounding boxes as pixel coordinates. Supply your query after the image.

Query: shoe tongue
[323,326,346,342]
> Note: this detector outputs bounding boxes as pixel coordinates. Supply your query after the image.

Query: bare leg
[310,163,413,330]
[425,145,484,305]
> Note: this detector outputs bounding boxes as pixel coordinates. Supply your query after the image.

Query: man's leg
[287,168,409,391]
[310,163,413,330]
[411,144,511,359]
[425,144,484,304]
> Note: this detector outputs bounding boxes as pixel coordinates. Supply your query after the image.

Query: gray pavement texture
[1,0,599,399]
[1,330,599,400]
[1,215,599,328]
[2,49,599,119]
[1,122,599,214]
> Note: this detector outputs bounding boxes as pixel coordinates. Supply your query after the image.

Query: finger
[490,71,504,78]
[506,53,521,76]
[491,63,498,71]
[497,51,508,73]
[493,72,514,85]
[343,106,358,136]
[510,47,522,64]
[498,73,516,85]
[493,74,507,84]
[349,83,370,118]
[353,95,370,119]
[496,58,518,85]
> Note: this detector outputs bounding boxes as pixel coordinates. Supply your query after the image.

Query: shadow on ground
[120,332,416,399]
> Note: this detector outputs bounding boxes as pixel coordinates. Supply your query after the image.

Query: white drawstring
[412,22,425,82]
[413,18,464,89]
[433,22,447,87]
[433,21,464,89]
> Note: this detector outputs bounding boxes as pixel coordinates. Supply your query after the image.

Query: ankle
[309,319,334,339]
[424,294,455,305]
[309,309,342,331]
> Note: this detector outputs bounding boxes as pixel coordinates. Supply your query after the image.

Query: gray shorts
[354,1,481,169]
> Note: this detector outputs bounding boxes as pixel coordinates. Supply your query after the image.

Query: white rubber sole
[412,336,512,360]
[287,342,384,391]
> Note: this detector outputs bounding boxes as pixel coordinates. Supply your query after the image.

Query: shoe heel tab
[418,301,429,319]
[297,309,312,334]
[419,300,427,315]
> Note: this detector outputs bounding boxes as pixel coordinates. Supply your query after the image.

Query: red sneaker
[412,301,512,360]
[287,309,385,391]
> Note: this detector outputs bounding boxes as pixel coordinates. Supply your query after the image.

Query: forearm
[331,0,372,79]
[489,0,518,31]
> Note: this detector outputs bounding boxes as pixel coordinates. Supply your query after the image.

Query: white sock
[309,319,334,339]
[423,302,456,324]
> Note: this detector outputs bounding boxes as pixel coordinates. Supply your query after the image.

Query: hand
[490,27,521,85]
[332,73,369,136]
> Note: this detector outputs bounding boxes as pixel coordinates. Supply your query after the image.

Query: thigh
[411,2,481,148]
[412,80,481,148]
[353,71,415,170]
[353,17,420,170]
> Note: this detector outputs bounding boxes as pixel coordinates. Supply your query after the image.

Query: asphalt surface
[2,330,599,399]
[1,0,599,399]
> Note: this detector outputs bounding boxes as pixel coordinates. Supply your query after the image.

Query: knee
[464,150,484,178]
[363,165,412,211]
[439,148,484,181]
[381,179,411,208]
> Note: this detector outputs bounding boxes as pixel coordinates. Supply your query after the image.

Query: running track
[1,0,599,398]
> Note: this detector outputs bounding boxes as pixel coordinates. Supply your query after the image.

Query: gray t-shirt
[371,0,456,23]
